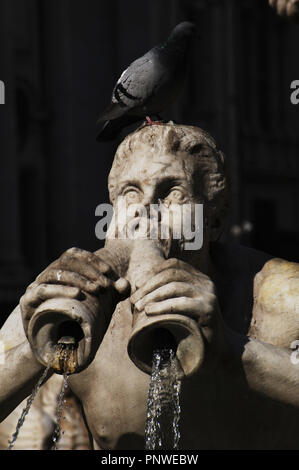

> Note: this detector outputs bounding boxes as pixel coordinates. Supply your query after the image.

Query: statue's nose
[141,188,156,208]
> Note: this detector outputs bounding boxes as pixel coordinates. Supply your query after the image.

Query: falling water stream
[50,339,75,450]
[8,340,182,450]
[8,338,75,450]
[7,362,52,450]
[145,348,181,450]
[51,373,69,450]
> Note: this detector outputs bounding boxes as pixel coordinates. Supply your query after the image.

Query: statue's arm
[225,328,299,407]
[0,305,49,422]
[225,257,299,407]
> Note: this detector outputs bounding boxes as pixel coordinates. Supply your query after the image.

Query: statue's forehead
[117,148,195,181]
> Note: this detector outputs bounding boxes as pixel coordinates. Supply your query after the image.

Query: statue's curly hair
[108,122,230,238]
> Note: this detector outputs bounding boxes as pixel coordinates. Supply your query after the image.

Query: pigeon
[96,21,196,141]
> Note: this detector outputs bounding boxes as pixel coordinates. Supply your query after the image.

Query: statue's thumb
[114,278,131,300]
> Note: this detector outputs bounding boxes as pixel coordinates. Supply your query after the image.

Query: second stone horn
[125,239,205,380]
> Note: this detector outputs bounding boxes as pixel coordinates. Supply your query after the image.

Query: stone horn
[26,240,129,375]
[125,239,205,380]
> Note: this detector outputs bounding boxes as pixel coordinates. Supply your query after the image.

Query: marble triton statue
[0,123,299,450]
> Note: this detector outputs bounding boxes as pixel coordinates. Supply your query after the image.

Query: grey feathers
[97,21,196,141]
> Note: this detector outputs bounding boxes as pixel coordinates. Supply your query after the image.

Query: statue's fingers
[189,276,216,295]
[134,282,197,312]
[114,278,130,297]
[22,284,81,311]
[59,247,112,283]
[269,0,278,7]
[144,297,213,325]
[25,281,39,291]
[137,258,205,284]
[160,258,207,277]
[133,258,188,289]
[131,269,195,304]
[93,254,116,277]
[36,269,112,294]
[135,264,205,290]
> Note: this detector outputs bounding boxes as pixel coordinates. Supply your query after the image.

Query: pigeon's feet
[145,116,163,126]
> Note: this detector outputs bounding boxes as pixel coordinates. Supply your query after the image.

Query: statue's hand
[269,0,299,21]
[130,258,226,370]
[20,247,130,336]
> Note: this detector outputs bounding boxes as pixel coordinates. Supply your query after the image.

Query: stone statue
[1,123,299,450]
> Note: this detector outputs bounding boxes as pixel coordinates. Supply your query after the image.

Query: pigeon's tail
[97,102,126,123]
[96,115,143,142]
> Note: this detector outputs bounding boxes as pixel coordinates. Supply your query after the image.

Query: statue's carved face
[108,125,228,251]
[109,145,208,255]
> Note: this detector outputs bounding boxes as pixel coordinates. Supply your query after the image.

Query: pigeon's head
[169,21,196,41]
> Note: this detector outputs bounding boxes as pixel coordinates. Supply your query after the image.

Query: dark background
[0,0,298,325]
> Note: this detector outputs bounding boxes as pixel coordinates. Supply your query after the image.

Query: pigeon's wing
[112,56,157,105]
[98,52,162,122]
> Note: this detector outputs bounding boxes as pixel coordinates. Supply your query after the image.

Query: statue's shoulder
[250,257,299,346]
[258,257,299,275]
[213,242,299,343]
[254,257,299,295]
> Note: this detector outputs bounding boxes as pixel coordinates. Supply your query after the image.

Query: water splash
[51,337,77,375]
[145,348,181,450]
[8,363,52,450]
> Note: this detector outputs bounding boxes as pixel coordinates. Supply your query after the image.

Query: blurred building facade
[0,0,298,324]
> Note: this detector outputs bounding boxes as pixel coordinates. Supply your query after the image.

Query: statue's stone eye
[164,187,186,203]
[122,187,140,202]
